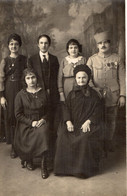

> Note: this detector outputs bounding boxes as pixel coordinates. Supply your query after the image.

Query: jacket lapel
[36,54,43,79]
[48,53,53,79]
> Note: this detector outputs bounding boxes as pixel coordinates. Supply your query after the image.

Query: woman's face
[75,71,88,86]
[8,39,20,54]
[68,43,79,58]
[25,73,37,88]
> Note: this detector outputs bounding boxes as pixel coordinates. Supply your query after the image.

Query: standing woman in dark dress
[0,33,27,158]
[14,68,49,179]
[54,64,103,178]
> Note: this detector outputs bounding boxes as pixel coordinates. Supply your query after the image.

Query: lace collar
[65,55,83,64]
[26,87,42,94]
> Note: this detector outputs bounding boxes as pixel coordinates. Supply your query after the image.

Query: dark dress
[54,85,103,178]
[1,55,27,144]
[14,89,49,161]
[28,53,60,159]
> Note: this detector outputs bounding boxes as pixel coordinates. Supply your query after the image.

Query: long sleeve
[87,57,101,94]
[118,57,126,96]
[15,92,33,126]
[88,96,102,125]
[63,93,72,122]
[53,56,59,88]
[87,57,95,88]
[41,93,49,122]
[0,59,6,96]
[27,57,33,68]
[58,58,64,93]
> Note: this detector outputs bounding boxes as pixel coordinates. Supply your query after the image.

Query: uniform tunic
[14,89,49,161]
[87,53,125,106]
[0,55,27,143]
[54,86,103,177]
[58,55,86,98]
[87,52,125,140]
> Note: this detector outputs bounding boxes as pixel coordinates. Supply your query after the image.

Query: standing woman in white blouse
[58,39,86,102]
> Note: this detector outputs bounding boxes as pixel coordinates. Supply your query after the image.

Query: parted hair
[37,34,51,45]
[66,39,82,54]
[7,33,22,46]
[21,68,41,89]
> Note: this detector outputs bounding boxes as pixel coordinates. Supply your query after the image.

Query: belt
[8,75,20,81]
[64,76,74,79]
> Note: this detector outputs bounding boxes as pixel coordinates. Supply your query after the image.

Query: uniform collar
[98,51,111,58]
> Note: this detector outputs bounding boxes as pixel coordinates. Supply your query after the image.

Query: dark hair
[74,64,91,81]
[98,40,111,44]
[22,68,41,89]
[37,34,51,45]
[7,33,22,46]
[66,39,82,54]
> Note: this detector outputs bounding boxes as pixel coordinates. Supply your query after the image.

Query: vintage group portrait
[0,0,126,196]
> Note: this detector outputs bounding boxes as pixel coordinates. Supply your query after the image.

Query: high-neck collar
[73,84,90,97]
[98,51,111,58]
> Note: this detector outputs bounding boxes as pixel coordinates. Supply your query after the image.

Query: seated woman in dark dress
[14,68,49,179]
[54,64,103,178]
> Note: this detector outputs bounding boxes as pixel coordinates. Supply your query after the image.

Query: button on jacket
[87,53,125,106]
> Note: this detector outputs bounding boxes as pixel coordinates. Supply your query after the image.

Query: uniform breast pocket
[107,62,118,79]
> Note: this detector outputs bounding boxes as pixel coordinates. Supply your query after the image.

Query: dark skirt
[4,80,21,144]
[54,122,102,178]
[14,122,49,161]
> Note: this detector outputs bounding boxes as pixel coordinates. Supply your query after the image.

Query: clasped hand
[118,96,125,107]
[81,120,91,133]
[32,119,46,128]
[0,97,7,110]
[66,121,74,132]
[60,92,65,102]
[66,120,91,133]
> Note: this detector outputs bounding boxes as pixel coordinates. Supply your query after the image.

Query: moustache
[101,46,106,49]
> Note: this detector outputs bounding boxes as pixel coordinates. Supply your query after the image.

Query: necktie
[43,55,48,64]
[42,55,49,89]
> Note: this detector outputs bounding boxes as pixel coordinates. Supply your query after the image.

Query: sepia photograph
[0,0,126,196]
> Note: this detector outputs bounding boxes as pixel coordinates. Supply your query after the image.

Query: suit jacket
[28,53,60,106]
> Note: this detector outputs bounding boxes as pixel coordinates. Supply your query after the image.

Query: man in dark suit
[28,34,60,166]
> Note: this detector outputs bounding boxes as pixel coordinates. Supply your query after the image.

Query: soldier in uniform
[87,30,125,152]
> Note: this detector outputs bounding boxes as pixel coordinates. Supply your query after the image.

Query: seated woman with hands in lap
[14,68,50,179]
[54,64,103,178]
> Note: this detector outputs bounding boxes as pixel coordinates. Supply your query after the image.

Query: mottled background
[0,0,125,63]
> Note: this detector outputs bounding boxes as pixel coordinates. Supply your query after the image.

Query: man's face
[38,36,50,53]
[97,40,110,53]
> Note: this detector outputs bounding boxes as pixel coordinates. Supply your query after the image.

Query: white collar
[65,55,83,64]
[39,51,49,59]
